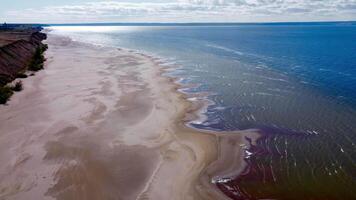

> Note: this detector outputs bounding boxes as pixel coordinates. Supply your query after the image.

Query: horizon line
[2,20,356,26]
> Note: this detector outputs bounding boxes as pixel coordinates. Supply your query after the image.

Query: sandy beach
[0,33,258,200]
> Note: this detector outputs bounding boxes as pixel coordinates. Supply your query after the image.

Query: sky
[1,0,356,23]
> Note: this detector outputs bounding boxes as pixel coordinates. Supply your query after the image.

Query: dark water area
[217,127,355,200]
[51,23,356,200]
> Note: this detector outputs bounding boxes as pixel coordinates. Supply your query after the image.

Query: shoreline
[136,35,262,198]
[0,32,260,200]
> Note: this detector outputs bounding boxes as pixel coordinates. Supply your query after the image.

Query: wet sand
[0,33,258,200]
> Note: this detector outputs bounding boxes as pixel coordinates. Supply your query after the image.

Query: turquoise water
[51,23,356,200]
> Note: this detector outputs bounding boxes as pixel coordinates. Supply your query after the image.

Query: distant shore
[0,31,259,199]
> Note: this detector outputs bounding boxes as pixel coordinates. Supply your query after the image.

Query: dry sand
[0,33,259,200]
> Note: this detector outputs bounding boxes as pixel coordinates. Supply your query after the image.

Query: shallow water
[50,23,356,200]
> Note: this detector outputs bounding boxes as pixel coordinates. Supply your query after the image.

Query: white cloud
[3,0,356,23]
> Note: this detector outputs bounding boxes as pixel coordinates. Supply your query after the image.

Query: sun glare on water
[48,26,141,33]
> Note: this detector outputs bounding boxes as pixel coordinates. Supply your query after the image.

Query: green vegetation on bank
[0,81,23,104]
[28,44,48,71]
[0,86,13,104]
[11,81,23,92]
[16,73,28,78]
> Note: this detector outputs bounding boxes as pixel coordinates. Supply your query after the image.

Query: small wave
[213,106,226,111]
[205,43,244,56]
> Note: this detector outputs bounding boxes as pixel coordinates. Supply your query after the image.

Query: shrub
[42,44,48,51]
[16,73,28,78]
[0,86,13,104]
[28,45,47,71]
[28,62,44,71]
[11,81,23,92]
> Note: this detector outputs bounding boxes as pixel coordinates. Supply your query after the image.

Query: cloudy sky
[1,0,356,23]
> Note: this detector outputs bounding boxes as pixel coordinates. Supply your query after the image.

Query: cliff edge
[0,25,47,103]
[0,30,47,85]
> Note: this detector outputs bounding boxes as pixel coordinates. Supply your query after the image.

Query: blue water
[50,23,356,199]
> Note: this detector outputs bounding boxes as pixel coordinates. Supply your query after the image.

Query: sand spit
[0,34,259,200]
